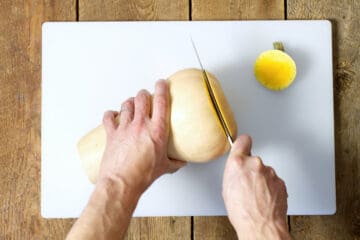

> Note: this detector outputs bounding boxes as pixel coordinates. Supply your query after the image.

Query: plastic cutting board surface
[41,21,335,218]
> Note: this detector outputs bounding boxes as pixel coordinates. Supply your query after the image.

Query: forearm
[66,177,141,240]
[234,220,291,240]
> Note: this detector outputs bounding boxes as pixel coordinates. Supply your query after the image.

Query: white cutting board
[41,21,335,218]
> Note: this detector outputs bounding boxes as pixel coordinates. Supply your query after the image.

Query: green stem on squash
[273,42,285,51]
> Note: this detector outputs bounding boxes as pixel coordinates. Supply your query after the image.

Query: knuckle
[136,89,149,103]
[152,126,166,144]
[234,155,246,165]
[121,103,129,112]
[121,99,134,114]
[122,99,132,108]
[230,149,246,160]
[267,167,276,177]
[252,156,264,171]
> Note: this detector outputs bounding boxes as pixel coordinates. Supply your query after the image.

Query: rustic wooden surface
[1,0,359,239]
[287,1,360,239]
[79,0,189,21]
[0,1,77,239]
[192,0,284,20]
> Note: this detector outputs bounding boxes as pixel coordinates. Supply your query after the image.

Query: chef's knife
[190,38,234,146]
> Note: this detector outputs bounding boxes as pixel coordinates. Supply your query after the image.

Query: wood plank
[79,0,189,21]
[191,0,284,239]
[125,217,191,240]
[192,0,284,20]
[194,217,238,240]
[288,1,360,239]
[79,1,191,239]
[0,0,76,239]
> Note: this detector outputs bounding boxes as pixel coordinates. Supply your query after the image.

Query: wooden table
[0,0,359,239]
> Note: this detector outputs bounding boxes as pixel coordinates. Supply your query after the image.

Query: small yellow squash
[254,42,297,91]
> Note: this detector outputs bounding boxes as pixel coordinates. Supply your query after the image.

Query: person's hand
[98,80,186,195]
[67,80,186,240]
[222,135,291,240]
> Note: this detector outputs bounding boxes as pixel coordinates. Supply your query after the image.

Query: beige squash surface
[167,68,237,161]
[77,68,237,183]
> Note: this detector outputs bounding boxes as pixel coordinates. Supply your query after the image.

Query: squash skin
[254,49,297,91]
[167,68,237,162]
[77,68,238,183]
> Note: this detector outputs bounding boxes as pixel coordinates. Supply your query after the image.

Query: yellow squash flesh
[254,47,296,91]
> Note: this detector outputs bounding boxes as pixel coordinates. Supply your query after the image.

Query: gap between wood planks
[189,1,194,239]
[191,216,194,240]
[76,0,79,21]
[284,1,291,233]
[189,0,192,20]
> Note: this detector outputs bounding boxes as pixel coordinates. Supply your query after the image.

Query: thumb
[229,134,252,158]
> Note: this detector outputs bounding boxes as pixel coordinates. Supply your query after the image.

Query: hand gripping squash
[77,68,237,183]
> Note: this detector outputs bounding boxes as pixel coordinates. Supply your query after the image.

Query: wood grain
[0,0,76,239]
[125,217,191,240]
[191,1,284,239]
[193,217,237,240]
[288,1,360,239]
[79,0,189,21]
[2,0,358,239]
[192,0,284,20]
[79,0,191,239]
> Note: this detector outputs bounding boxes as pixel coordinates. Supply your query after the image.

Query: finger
[119,97,135,126]
[248,156,265,172]
[229,135,252,160]
[134,89,151,123]
[103,110,119,134]
[151,80,170,133]
[276,177,288,197]
[167,158,187,173]
[266,166,277,179]
[277,177,286,189]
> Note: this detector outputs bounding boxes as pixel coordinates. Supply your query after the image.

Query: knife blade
[190,38,234,146]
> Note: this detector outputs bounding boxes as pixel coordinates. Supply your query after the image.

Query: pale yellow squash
[78,68,237,183]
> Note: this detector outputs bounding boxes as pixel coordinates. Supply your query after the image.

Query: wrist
[258,221,291,240]
[89,177,142,224]
[71,172,142,239]
[95,176,142,207]
[98,169,151,196]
